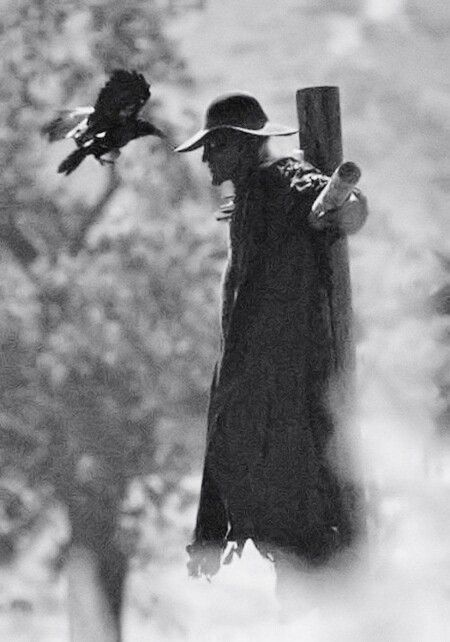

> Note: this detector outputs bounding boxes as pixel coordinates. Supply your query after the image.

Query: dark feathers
[93,70,150,122]
[42,69,165,175]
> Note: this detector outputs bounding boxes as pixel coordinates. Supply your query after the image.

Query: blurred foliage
[0,0,225,563]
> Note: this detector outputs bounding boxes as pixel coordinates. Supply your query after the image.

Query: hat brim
[174,123,298,153]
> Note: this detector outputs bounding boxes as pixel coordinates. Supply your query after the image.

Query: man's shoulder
[257,157,327,199]
[258,156,322,183]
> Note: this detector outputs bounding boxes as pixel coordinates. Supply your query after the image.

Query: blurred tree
[0,0,220,638]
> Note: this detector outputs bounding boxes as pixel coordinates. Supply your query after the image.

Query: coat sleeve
[290,164,368,235]
[308,188,369,235]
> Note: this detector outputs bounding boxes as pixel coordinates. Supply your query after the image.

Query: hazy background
[0,0,449,639]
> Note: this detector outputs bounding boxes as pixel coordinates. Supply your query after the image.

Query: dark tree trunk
[66,482,127,641]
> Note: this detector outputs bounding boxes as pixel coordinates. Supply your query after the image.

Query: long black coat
[188,157,367,576]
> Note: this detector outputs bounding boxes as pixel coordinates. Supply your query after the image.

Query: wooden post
[296,86,365,546]
[296,86,343,175]
[296,86,355,377]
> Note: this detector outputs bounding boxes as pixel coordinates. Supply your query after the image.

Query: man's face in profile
[201,130,244,185]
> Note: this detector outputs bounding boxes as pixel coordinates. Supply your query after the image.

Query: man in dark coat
[175,93,368,592]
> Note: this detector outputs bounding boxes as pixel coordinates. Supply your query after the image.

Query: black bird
[41,70,166,175]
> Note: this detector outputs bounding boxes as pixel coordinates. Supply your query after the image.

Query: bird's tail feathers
[58,148,87,175]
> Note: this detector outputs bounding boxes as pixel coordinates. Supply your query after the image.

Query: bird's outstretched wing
[91,69,151,124]
[41,107,94,142]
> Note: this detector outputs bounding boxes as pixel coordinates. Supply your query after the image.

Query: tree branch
[0,221,39,268]
[69,165,121,256]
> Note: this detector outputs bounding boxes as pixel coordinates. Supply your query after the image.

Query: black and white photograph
[0,1,449,640]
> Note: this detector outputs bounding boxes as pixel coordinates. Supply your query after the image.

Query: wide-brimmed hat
[175,92,298,152]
